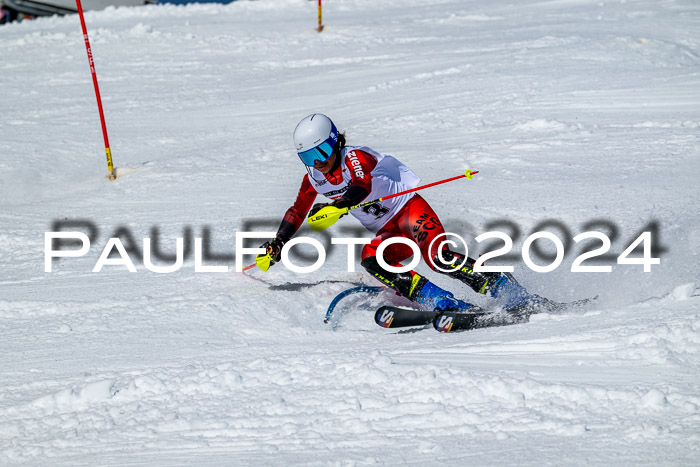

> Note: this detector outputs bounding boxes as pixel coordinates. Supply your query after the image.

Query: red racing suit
[276,146,447,270]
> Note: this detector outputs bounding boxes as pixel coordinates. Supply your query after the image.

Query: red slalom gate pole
[316,0,324,32]
[76,0,117,181]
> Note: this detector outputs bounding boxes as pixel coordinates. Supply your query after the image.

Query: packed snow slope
[1,0,700,464]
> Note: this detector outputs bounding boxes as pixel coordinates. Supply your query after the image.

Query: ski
[433,309,490,333]
[434,295,598,333]
[376,295,598,333]
[269,279,366,292]
[324,285,384,323]
[504,295,599,317]
[374,305,436,328]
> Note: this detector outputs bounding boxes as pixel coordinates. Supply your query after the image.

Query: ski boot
[360,256,477,312]
[433,250,550,312]
[411,278,477,312]
[488,272,551,312]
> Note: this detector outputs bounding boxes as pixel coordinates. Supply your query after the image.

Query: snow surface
[1,0,700,464]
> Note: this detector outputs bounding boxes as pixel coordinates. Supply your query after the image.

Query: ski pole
[308,169,478,231]
[76,0,116,180]
[251,169,478,272]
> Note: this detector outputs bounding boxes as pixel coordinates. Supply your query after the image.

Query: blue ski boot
[411,278,476,312]
[432,249,550,312]
[359,256,477,312]
[490,272,550,312]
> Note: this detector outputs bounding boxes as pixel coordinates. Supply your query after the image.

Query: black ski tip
[375,306,395,328]
[374,305,435,329]
[433,310,484,333]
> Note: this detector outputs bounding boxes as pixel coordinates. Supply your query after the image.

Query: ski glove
[309,201,349,218]
[309,202,330,217]
[259,237,285,267]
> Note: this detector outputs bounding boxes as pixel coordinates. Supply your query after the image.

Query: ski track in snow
[1,0,700,464]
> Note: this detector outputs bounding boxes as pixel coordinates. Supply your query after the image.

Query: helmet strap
[305,165,327,185]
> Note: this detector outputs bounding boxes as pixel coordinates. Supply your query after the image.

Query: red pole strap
[76,0,116,180]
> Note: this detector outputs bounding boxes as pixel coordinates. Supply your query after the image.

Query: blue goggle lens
[298,140,335,166]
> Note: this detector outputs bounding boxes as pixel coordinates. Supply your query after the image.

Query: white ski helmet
[293,113,339,166]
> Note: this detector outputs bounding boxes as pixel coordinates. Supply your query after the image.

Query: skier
[258,113,531,312]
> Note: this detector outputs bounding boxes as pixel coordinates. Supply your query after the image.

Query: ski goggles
[297,139,335,167]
